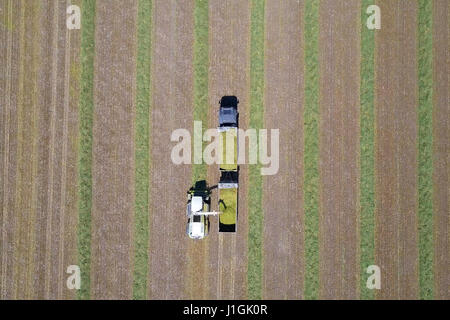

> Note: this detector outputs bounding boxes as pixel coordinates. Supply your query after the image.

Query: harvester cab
[186,195,209,240]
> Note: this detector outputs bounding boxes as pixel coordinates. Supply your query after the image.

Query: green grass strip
[133,0,152,300]
[304,0,320,300]
[192,0,209,183]
[247,0,265,300]
[417,0,433,300]
[77,0,96,300]
[360,0,375,300]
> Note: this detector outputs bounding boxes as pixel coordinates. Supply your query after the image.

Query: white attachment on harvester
[191,211,222,216]
[189,196,221,216]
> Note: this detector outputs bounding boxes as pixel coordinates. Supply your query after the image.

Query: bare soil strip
[147,0,194,299]
[186,0,209,300]
[187,236,208,299]
[91,0,137,299]
[262,0,304,300]
[47,0,76,299]
[0,0,6,250]
[0,0,19,299]
[319,0,360,299]
[42,0,60,299]
[28,0,80,300]
[10,0,40,299]
[208,0,250,300]
[433,0,449,300]
[33,0,55,299]
[0,0,9,294]
[375,0,419,299]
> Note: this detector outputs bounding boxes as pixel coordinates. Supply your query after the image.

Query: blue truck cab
[219,96,239,127]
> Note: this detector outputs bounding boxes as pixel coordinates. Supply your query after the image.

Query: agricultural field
[0,0,448,300]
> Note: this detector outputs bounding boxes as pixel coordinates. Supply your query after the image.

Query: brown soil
[432,0,449,300]
[262,0,305,300]
[91,0,138,299]
[375,0,419,299]
[147,0,194,299]
[0,0,5,296]
[11,0,40,300]
[0,0,81,300]
[0,0,21,299]
[33,0,80,300]
[319,0,360,300]
[207,0,251,300]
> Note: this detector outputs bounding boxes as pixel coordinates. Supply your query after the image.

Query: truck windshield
[193,215,201,223]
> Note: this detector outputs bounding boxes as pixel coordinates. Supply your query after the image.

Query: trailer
[218,96,239,233]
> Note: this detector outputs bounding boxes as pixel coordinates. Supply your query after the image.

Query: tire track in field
[44,0,71,299]
[187,221,208,298]
[54,0,73,299]
[147,0,194,299]
[263,0,304,300]
[12,0,40,299]
[33,0,56,299]
[63,0,82,300]
[0,0,20,299]
[30,0,80,299]
[0,0,14,298]
[319,0,360,299]
[91,0,137,299]
[0,0,9,291]
[43,0,60,299]
[208,0,250,300]
[186,0,209,298]
[375,0,419,299]
[0,1,7,250]
[433,0,449,300]
[57,0,77,299]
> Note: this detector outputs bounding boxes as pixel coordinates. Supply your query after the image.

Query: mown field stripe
[65,0,82,300]
[12,1,26,298]
[417,0,433,300]
[432,0,449,300]
[27,0,40,299]
[187,0,209,299]
[247,0,264,300]
[133,0,152,300]
[192,0,209,183]
[360,0,375,300]
[77,0,96,300]
[304,0,320,300]
[0,0,13,296]
[17,0,40,298]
